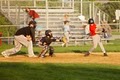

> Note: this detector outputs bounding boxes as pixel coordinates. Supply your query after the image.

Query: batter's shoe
[103,53,108,56]
[84,52,90,57]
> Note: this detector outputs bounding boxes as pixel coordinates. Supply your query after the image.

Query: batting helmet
[88,18,94,24]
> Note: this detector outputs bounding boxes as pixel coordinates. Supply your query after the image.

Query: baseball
[113,20,116,22]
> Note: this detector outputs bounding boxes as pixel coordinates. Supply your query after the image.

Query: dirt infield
[0,52,120,65]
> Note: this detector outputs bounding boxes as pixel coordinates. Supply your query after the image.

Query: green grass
[0,62,120,80]
[112,31,120,35]
[1,39,120,54]
[0,39,120,80]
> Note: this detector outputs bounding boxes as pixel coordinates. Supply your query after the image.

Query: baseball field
[0,39,120,80]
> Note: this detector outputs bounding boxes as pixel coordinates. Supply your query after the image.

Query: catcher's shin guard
[38,46,48,58]
[49,46,54,57]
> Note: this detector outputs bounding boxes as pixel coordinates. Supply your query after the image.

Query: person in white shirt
[62,21,70,47]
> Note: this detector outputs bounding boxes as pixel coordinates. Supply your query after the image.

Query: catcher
[38,30,61,58]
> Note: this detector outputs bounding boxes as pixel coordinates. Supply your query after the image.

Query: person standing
[101,21,112,38]
[84,18,108,56]
[63,13,70,22]
[62,21,70,47]
[1,21,37,58]
[25,8,40,24]
[25,8,42,39]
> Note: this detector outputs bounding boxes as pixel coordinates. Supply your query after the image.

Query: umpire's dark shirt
[15,27,35,42]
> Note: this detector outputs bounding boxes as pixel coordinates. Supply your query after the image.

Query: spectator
[25,8,40,24]
[62,21,70,47]
[101,21,112,38]
[63,13,70,22]
[25,8,42,39]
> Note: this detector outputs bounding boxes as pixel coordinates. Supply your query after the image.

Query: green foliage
[98,2,120,23]
[0,63,120,80]
[0,13,16,36]
[0,13,12,25]
[0,26,16,36]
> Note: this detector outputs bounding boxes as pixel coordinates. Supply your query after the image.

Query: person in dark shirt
[38,30,59,58]
[1,21,37,58]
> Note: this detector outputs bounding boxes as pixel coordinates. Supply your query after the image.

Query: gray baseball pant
[89,34,106,53]
[2,35,35,56]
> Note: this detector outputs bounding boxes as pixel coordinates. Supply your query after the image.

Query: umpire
[1,21,37,58]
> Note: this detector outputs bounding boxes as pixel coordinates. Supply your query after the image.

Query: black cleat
[103,53,108,56]
[84,52,90,57]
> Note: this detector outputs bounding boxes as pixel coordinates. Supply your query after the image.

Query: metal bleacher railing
[0,0,117,46]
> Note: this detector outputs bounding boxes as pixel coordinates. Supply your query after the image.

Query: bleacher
[0,0,113,46]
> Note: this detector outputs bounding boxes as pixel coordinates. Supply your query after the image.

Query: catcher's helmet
[88,18,94,24]
[45,30,52,37]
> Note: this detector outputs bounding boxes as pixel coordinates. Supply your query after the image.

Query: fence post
[18,6,20,25]
[93,2,94,19]
[15,5,18,24]
[33,0,36,7]
[98,10,101,25]
[103,13,105,21]
[0,0,2,10]
[62,0,64,8]
[23,8,26,26]
[7,26,10,44]
[4,0,7,5]
[46,0,48,29]
[89,2,92,18]
[7,0,10,18]
[69,0,72,8]
[80,0,83,15]
[0,32,2,46]
[72,0,74,10]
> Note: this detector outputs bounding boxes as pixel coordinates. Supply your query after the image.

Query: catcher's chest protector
[40,37,52,46]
